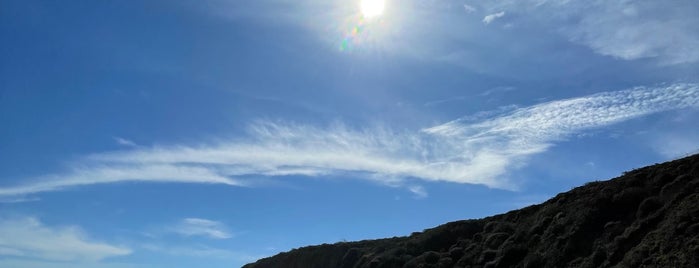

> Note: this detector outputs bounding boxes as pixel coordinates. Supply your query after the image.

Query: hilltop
[244,154,699,268]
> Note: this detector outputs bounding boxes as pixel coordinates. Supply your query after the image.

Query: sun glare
[361,0,385,18]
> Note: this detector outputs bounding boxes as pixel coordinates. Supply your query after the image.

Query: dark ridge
[243,154,699,268]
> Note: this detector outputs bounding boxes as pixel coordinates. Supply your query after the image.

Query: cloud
[423,87,519,107]
[425,84,699,139]
[423,95,468,107]
[475,0,699,64]
[566,1,699,64]
[168,218,232,239]
[0,196,40,203]
[0,217,131,262]
[463,4,476,13]
[114,137,138,147]
[195,0,699,67]
[480,86,516,97]
[0,259,141,268]
[483,11,506,24]
[0,164,242,197]
[648,131,699,159]
[141,244,260,262]
[0,84,697,195]
[408,185,428,199]
[424,83,699,177]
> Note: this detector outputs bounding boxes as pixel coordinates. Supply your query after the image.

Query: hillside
[243,154,699,268]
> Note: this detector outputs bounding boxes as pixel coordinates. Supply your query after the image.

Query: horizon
[1,1,699,267]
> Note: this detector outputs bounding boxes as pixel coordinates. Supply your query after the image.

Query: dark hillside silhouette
[244,154,699,268]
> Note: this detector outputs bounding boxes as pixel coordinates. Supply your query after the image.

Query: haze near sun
[361,0,385,18]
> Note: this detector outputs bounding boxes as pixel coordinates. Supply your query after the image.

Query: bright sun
[361,0,385,18]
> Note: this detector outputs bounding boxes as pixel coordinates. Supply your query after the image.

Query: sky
[1,0,699,267]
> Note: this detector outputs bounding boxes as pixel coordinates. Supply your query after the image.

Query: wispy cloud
[196,0,699,66]
[423,87,515,107]
[0,84,697,196]
[0,196,41,204]
[408,185,428,199]
[426,83,699,138]
[142,243,260,262]
[648,131,699,159]
[483,11,506,24]
[0,165,242,197]
[423,95,469,107]
[424,83,699,178]
[168,218,232,239]
[114,137,138,148]
[0,259,142,268]
[463,4,476,13]
[474,0,699,64]
[480,86,516,97]
[0,217,131,262]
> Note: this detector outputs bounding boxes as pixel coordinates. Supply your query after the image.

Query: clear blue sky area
[1,1,699,267]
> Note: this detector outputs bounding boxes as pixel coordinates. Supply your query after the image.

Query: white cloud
[424,83,699,178]
[424,96,469,107]
[483,11,505,24]
[0,196,40,203]
[426,84,699,138]
[169,218,232,239]
[0,259,141,268]
[0,84,697,195]
[463,4,476,13]
[141,244,260,262]
[480,86,516,97]
[0,217,131,262]
[649,133,699,159]
[476,0,699,64]
[89,121,518,188]
[195,0,699,66]
[565,2,699,64]
[408,185,428,199]
[0,164,242,197]
[114,137,138,147]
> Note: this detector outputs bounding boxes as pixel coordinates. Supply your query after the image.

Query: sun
[361,0,385,18]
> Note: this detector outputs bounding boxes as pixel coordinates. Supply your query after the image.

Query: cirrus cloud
[168,218,232,240]
[476,0,699,64]
[0,217,131,262]
[483,11,506,24]
[0,83,697,196]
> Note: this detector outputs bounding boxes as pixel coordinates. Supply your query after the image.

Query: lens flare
[338,0,389,52]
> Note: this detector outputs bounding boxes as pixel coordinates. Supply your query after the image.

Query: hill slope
[244,154,699,268]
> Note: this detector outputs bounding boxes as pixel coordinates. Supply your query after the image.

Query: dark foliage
[243,154,699,268]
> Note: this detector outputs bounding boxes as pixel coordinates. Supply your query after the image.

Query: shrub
[485,233,510,249]
[448,247,464,260]
[636,197,663,219]
[422,251,440,264]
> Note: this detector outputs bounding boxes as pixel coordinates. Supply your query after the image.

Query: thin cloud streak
[463,4,476,13]
[0,165,242,197]
[0,84,697,196]
[169,218,232,239]
[0,217,131,262]
[141,244,261,261]
[114,137,138,148]
[483,11,505,24]
[408,185,428,199]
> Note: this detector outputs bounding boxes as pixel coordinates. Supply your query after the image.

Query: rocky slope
[243,154,699,268]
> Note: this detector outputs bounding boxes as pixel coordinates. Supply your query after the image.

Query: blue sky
[1,0,699,267]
